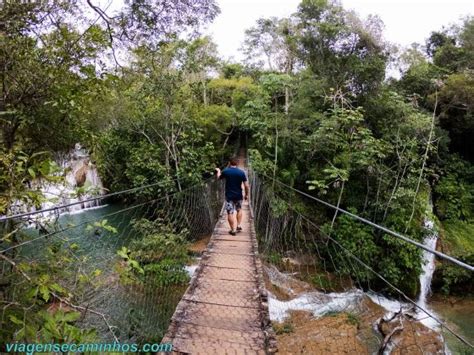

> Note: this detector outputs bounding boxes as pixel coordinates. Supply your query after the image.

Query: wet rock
[264,264,313,300]
[377,311,444,354]
[75,162,88,187]
[282,251,316,266]
[274,310,367,354]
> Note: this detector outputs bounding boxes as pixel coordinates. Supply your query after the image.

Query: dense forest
[0,0,473,348]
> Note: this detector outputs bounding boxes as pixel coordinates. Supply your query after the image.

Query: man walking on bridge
[216,157,249,236]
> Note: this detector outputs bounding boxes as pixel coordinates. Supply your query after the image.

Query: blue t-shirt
[220,167,247,201]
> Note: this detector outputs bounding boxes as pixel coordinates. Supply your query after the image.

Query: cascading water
[417,219,438,310]
[8,143,105,220]
[265,264,447,354]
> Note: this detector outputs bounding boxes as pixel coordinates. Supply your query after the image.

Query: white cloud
[342,0,473,47]
[206,0,473,61]
[205,0,300,62]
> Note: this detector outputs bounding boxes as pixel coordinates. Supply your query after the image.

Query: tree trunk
[404,91,438,233]
[202,80,208,106]
[171,144,182,192]
[330,180,345,229]
[272,107,278,188]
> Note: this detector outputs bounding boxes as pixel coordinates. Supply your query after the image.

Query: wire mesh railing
[0,176,224,348]
[249,168,473,354]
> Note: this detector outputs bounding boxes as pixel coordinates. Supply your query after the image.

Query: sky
[206,0,473,62]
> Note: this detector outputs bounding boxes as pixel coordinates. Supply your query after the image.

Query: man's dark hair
[229,157,239,166]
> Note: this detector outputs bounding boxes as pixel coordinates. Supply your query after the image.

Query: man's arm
[243,181,250,201]
[215,168,222,179]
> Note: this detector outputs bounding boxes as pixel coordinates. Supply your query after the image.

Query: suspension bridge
[0,153,473,354]
[162,178,273,354]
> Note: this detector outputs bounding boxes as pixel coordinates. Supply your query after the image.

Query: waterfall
[409,193,443,332]
[7,143,105,220]
[46,143,105,214]
[417,219,438,310]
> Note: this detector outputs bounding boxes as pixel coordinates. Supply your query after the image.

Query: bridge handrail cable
[296,209,473,348]
[0,175,221,254]
[254,171,474,272]
[0,165,227,223]
[249,170,473,348]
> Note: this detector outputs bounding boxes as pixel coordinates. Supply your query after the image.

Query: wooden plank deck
[162,183,274,354]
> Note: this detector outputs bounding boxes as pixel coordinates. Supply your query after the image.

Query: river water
[264,262,473,354]
[21,202,186,343]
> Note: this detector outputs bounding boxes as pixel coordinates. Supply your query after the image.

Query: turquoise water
[19,203,184,343]
[431,298,474,354]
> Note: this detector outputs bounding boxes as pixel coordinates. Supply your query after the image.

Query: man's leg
[236,201,243,231]
[225,201,237,235]
[228,212,236,231]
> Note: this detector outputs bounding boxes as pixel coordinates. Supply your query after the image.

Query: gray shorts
[225,200,242,214]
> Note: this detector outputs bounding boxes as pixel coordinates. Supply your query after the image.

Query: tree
[296,0,388,97]
[115,0,220,47]
[242,16,298,73]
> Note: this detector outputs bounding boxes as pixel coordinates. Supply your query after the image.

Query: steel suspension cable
[0,167,226,223]
[297,210,473,348]
[250,170,473,349]
[256,172,474,272]
[0,177,217,254]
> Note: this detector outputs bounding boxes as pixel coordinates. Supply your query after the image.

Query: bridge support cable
[0,159,230,224]
[256,172,473,273]
[248,169,473,352]
[0,177,224,346]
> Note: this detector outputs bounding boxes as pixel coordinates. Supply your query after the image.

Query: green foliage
[321,211,379,283]
[427,18,473,72]
[124,142,171,195]
[310,273,333,290]
[434,254,474,295]
[442,221,474,256]
[265,251,283,266]
[38,310,96,343]
[238,6,456,298]
[9,310,96,344]
[116,219,190,287]
[270,196,288,218]
[1,0,473,342]
[260,73,293,98]
[434,156,474,277]
[437,72,474,160]
[91,42,224,197]
[396,62,443,103]
[199,105,235,140]
[346,312,360,327]
[221,63,246,79]
[399,17,474,160]
[248,149,274,176]
[117,246,145,281]
[306,107,385,194]
[242,16,298,72]
[143,260,190,287]
[0,0,222,348]
[297,0,387,96]
[0,149,60,215]
[86,219,118,235]
[208,77,260,109]
[435,174,473,221]
[273,322,294,335]
[377,234,422,297]
[434,214,474,296]
[0,235,101,344]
